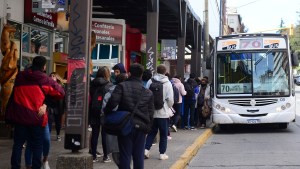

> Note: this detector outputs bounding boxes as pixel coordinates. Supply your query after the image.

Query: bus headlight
[281,105,286,110]
[216,104,221,109]
[286,103,291,108]
[276,107,281,112]
[220,107,225,112]
[225,108,231,113]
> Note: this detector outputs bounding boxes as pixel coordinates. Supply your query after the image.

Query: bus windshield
[216,51,290,97]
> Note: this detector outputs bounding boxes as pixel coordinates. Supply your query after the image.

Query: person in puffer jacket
[9,56,65,169]
[104,63,154,169]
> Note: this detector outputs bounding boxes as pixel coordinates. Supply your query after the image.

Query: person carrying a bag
[196,78,211,128]
[104,64,154,169]
[89,66,113,163]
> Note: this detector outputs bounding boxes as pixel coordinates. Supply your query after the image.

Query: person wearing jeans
[25,123,51,169]
[144,118,168,156]
[170,75,186,131]
[183,73,199,130]
[144,64,174,160]
[104,64,154,169]
[8,56,65,169]
[11,124,44,169]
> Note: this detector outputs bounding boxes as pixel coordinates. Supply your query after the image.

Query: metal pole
[203,0,210,76]
[219,0,223,36]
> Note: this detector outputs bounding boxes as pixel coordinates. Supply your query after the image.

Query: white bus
[212,33,298,129]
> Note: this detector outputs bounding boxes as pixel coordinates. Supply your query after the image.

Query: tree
[240,23,248,33]
[276,18,285,34]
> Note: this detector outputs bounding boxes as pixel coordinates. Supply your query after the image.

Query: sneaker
[89,150,103,158]
[93,158,99,163]
[42,161,50,169]
[103,156,111,163]
[200,124,206,129]
[171,125,177,132]
[159,154,169,160]
[184,126,190,130]
[190,126,196,130]
[144,149,150,159]
[167,136,172,140]
[96,151,103,158]
[56,136,61,141]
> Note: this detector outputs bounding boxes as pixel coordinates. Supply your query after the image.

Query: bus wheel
[278,123,288,129]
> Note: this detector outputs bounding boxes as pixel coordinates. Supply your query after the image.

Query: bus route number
[221,84,243,93]
[240,39,263,49]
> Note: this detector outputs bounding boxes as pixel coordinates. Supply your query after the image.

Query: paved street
[186,86,300,169]
[0,123,212,169]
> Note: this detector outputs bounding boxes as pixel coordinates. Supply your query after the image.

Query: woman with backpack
[89,66,113,162]
[170,75,186,132]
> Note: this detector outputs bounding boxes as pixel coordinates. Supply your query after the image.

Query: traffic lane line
[169,128,213,169]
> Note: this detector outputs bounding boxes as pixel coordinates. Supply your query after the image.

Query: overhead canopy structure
[92,0,202,47]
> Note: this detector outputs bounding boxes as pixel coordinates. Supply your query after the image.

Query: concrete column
[146,0,159,74]
[57,1,93,168]
[177,0,187,78]
[0,0,7,19]
[197,24,202,76]
[190,20,198,76]
[64,0,92,151]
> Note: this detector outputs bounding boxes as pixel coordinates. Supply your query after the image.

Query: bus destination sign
[217,37,287,51]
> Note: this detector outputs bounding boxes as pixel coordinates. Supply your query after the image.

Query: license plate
[247,119,260,124]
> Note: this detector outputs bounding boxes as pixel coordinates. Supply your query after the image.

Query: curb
[169,127,214,169]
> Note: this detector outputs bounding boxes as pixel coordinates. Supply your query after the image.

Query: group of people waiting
[88,62,211,169]
[7,55,211,169]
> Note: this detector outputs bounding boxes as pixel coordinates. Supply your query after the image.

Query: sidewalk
[0,123,213,169]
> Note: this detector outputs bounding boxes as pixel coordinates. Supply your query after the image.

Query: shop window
[31,29,49,55]
[111,45,119,59]
[22,26,30,53]
[99,44,110,59]
[92,44,119,60]
[91,47,98,60]
[21,25,51,71]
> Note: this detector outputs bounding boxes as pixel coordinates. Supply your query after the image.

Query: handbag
[202,100,211,118]
[103,87,144,136]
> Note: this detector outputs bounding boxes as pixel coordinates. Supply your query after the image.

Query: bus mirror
[291,51,299,66]
[206,56,212,69]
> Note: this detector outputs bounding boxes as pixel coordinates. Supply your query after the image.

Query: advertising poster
[161,39,176,60]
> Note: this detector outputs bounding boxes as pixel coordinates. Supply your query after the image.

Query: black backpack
[172,83,180,104]
[149,78,164,110]
[89,84,109,122]
[184,82,194,98]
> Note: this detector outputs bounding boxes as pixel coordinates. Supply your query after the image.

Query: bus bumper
[212,111,295,124]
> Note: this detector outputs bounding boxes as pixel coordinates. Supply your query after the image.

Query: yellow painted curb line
[169,128,213,169]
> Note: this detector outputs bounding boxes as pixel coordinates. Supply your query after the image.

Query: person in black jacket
[89,66,113,163]
[104,63,154,169]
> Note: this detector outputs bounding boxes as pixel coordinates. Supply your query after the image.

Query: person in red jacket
[9,56,65,169]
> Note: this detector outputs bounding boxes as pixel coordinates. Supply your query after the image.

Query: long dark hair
[96,66,111,81]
